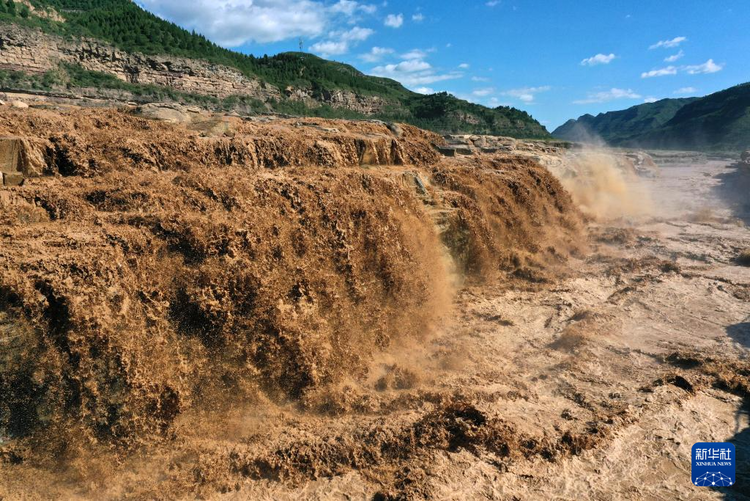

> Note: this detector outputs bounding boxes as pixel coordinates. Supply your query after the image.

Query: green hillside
[553,98,697,144]
[634,83,750,152]
[553,84,750,152]
[0,0,550,138]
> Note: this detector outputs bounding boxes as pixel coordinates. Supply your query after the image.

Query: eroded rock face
[442,134,569,156]
[133,103,204,124]
[0,25,397,116]
[285,87,392,115]
[0,137,21,174]
[0,24,282,101]
[0,136,45,184]
[320,89,390,115]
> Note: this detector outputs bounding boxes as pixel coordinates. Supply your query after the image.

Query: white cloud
[401,49,428,60]
[359,46,394,63]
[310,26,374,56]
[341,26,375,41]
[502,86,551,103]
[471,76,490,82]
[384,13,404,28]
[640,59,723,79]
[139,0,377,47]
[486,0,500,6]
[330,0,377,16]
[643,97,658,103]
[414,86,434,94]
[371,57,463,86]
[641,66,678,78]
[674,86,698,95]
[472,87,495,97]
[310,40,348,56]
[665,50,684,62]
[393,59,431,72]
[684,59,724,74]
[649,36,687,50]
[412,13,424,22]
[458,63,470,69]
[574,88,641,104]
[329,0,356,15]
[581,53,616,66]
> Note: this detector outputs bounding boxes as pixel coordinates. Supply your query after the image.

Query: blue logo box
[692,442,736,487]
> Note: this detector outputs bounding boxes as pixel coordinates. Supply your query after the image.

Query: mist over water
[553,148,655,221]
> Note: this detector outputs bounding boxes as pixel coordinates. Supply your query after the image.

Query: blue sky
[138,0,750,130]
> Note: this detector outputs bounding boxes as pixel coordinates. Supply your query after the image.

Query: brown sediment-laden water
[1,106,749,500]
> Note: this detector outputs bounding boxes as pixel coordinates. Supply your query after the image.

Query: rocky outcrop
[0,135,44,185]
[321,88,390,114]
[0,24,396,115]
[132,103,206,124]
[440,134,571,160]
[0,24,282,101]
[439,133,660,179]
[285,87,391,115]
[623,151,659,178]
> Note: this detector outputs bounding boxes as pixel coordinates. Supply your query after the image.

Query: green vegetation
[0,65,550,135]
[402,92,547,137]
[0,66,63,91]
[553,98,697,144]
[554,84,750,152]
[0,1,31,19]
[638,83,750,152]
[0,0,550,138]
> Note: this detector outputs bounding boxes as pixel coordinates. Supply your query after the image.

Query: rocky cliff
[0,24,392,114]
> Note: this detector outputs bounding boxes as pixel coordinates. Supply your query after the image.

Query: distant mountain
[636,83,750,152]
[0,0,550,138]
[554,84,750,152]
[553,98,697,144]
